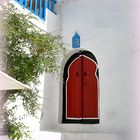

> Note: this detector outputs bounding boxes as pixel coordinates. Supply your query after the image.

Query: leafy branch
[2,4,66,140]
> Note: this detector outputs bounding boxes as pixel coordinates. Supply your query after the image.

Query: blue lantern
[72,32,80,48]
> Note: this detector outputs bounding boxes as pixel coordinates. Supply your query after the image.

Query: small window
[62,50,100,124]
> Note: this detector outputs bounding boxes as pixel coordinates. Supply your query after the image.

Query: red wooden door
[67,56,82,118]
[62,51,99,124]
[82,56,98,119]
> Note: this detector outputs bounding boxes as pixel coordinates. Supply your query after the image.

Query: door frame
[59,49,100,124]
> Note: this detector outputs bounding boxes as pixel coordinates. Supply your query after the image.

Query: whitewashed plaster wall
[40,0,135,135]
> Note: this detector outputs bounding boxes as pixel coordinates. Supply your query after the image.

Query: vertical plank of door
[66,56,82,119]
[82,55,99,119]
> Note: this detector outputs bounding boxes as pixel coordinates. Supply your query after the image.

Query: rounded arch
[60,49,99,124]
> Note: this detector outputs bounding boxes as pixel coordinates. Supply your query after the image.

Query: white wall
[0,136,10,140]
[61,133,118,140]
[41,0,135,135]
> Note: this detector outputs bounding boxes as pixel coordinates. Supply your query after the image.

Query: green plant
[2,4,66,140]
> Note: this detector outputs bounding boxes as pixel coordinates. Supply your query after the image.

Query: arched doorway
[62,50,99,124]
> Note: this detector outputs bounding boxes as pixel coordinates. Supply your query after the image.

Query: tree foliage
[3,5,66,140]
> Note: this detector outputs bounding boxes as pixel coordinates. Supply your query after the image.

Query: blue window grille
[15,0,56,20]
[47,0,56,13]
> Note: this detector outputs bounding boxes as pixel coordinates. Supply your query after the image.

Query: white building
[0,0,139,140]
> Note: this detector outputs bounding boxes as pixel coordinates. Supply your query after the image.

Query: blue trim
[43,0,47,19]
[47,0,56,14]
[39,0,42,16]
[14,0,56,20]
[24,0,27,7]
[48,0,50,10]
[52,0,54,12]
[21,0,24,5]
[29,0,32,11]
[34,0,37,13]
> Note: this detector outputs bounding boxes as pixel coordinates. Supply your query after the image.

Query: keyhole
[84,72,87,76]
[76,72,79,77]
